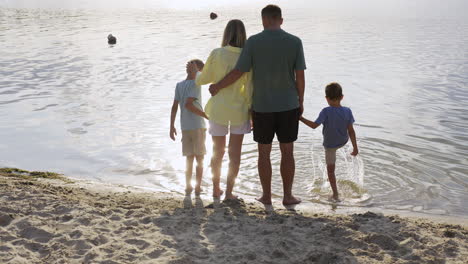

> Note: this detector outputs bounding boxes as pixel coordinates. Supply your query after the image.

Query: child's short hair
[325,82,343,100]
[261,5,282,20]
[189,59,204,71]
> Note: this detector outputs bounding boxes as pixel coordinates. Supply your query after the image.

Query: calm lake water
[1,0,467,217]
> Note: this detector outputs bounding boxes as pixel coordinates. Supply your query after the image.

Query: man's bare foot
[224,194,238,201]
[213,188,224,198]
[185,187,193,195]
[256,196,272,205]
[282,196,301,205]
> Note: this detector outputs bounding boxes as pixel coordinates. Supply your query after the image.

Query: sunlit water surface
[1,0,467,217]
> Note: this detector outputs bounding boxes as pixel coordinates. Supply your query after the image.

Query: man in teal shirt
[209,4,306,205]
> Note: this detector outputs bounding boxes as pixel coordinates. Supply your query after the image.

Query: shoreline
[70,175,468,227]
[1,172,467,263]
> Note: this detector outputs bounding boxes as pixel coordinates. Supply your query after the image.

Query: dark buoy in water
[210,12,218,20]
[108,34,116,44]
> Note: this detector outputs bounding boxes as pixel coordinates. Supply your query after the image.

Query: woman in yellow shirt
[191,20,252,200]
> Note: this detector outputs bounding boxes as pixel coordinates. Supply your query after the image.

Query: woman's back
[196,46,252,126]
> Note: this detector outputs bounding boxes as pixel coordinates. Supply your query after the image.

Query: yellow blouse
[196,45,252,126]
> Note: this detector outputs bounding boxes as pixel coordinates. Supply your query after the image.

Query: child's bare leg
[225,134,244,200]
[185,156,195,194]
[195,155,204,195]
[326,164,339,200]
[211,136,226,197]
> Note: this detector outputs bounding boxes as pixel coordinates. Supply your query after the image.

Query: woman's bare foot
[224,194,238,201]
[213,188,224,198]
[282,195,301,205]
[256,195,272,205]
[194,186,203,196]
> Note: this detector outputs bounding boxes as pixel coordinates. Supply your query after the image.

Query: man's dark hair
[261,5,282,19]
[325,82,343,100]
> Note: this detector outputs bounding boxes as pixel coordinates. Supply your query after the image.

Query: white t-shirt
[174,79,206,131]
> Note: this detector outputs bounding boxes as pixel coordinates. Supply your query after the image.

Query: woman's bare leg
[211,136,226,197]
[225,134,244,200]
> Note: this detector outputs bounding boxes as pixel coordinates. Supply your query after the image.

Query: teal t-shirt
[235,29,306,113]
[174,80,206,131]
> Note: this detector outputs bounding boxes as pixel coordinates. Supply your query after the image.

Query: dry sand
[0,174,467,264]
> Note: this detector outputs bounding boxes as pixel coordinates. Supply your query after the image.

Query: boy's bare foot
[282,196,301,205]
[329,194,340,202]
[213,189,224,198]
[256,195,272,205]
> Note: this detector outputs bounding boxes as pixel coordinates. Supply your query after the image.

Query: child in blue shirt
[300,82,358,201]
[170,59,208,196]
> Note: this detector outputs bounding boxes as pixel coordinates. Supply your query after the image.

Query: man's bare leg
[194,155,204,195]
[256,143,272,205]
[327,164,339,200]
[211,136,226,198]
[225,134,244,200]
[279,142,301,205]
[185,156,195,194]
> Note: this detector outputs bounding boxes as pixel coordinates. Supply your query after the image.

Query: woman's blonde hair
[221,19,246,48]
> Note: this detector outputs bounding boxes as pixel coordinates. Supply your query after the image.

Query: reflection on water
[0,0,467,217]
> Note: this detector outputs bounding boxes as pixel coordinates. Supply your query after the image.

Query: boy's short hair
[325,82,343,100]
[261,5,282,20]
[189,59,204,70]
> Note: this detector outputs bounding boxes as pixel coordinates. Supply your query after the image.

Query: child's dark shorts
[252,108,300,144]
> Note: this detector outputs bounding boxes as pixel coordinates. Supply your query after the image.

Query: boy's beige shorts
[182,128,206,156]
[324,145,344,165]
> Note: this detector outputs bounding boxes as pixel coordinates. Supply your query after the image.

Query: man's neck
[186,74,196,80]
[264,25,281,30]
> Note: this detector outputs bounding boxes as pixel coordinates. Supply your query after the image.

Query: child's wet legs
[326,164,339,200]
[195,155,204,194]
[185,156,195,194]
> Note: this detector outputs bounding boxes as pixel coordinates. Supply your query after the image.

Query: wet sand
[0,174,467,264]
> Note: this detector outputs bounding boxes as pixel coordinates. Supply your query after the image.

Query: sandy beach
[0,170,467,264]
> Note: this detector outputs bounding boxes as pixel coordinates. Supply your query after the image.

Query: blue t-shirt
[174,80,206,131]
[315,106,355,148]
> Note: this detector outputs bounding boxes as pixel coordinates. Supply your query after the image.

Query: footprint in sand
[18,226,54,243]
[125,239,150,250]
[0,213,13,226]
[147,249,166,259]
[68,230,83,239]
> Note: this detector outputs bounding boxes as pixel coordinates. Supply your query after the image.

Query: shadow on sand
[153,196,463,264]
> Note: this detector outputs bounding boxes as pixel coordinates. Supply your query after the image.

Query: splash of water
[309,142,370,205]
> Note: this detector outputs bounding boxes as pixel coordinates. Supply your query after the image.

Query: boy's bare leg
[225,134,244,200]
[327,164,339,200]
[195,155,204,195]
[211,136,226,197]
[256,143,272,205]
[185,156,195,194]
[280,142,301,205]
